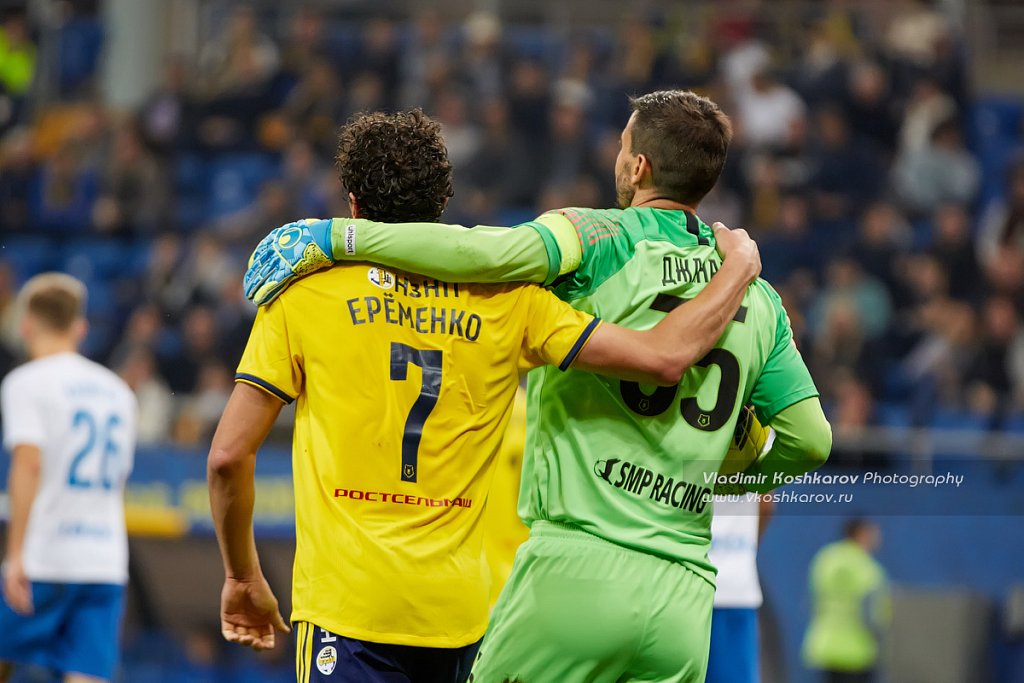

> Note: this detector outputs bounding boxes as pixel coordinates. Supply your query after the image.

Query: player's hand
[712,222,761,283]
[220,574,291,651]
[2,557,33,615]
[243,218,335,306]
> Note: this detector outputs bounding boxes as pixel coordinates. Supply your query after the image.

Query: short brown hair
[20,273,86,332]
[629,90,733,206]
[335,109,454,223]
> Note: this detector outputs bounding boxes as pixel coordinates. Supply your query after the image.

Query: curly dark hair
[335,109,454,223]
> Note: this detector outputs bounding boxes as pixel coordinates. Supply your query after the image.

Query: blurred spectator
[611,17,662,95]
[978,158,1024,288]
[399,9,454,109]
[158,306,224,394]
[964,297,1024,427]
[344,71,388,121]
[808,258,892,396]
[844,61,899,154]
[827,371,881,465]
[459,98,535,218]
[0,126,35,232]
[160,235,238,316]
[281,138,330,218]
[198,4,279,98]
[195,362,233,422]
[354,18,401,100]
[213,180,297,251]
[138,60,191,155]
[108,304,165,367]
[279,7,330,78]
[885,0,951,73]
[735,66,807,150]
[435,89,481,169]
[93,123,169,235]
[809,105,885,221]
[759,194,818,282]
[30,141,98,232]
[459,12,504,101]
[904,300,976,422]
[930,203,983,300]
[542,83,598,192]
[893,118,979,215]
[849,202,911,295]
[212,266,253,364]
[116,347,174,444]
[899,79,957,154]
[794,19,849,106]
[506,59,550,140]
[282,57,345,158]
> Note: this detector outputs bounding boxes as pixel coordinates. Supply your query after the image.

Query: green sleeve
[743,396,832,493]
[328,218,554,284]
[749,281,820,422]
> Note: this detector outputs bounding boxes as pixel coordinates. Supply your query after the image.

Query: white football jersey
[709,495,763,609]
[1,352,137,584]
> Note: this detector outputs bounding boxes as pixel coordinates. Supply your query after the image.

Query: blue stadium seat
[0,237,59,279]
[205,153,280,219]
[504,26,563,61]
[61,240,136,280]
[876,402,911,428]
[175,153,210,195]
[971,98,1024,148]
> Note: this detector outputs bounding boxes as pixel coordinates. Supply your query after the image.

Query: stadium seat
[205,153,280,219]
[61,240,137,280]
[971,98,1024,148]
[0,237,59,279]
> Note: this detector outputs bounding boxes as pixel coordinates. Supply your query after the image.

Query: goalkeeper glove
[244,218,335,305]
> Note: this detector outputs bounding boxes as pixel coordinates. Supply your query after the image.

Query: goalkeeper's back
[518,206,821,581]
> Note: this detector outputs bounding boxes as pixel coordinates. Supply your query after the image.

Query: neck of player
[630,191,697,214]
[29,333,78,360]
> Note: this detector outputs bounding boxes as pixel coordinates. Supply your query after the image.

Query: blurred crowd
[1,1,1023,446]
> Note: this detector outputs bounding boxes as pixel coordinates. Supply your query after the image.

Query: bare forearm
[209,453,261,580]
[207,384,284,580]
[6,454,40,561]
[649,258,755,378]
[572,258,756,385]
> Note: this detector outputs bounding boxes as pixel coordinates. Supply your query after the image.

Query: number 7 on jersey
[389,342,444,483]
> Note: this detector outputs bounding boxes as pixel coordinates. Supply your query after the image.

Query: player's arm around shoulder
[572,224,761,385]
[244,216,558,305]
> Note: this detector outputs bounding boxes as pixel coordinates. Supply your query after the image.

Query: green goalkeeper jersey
[518,207,818,582]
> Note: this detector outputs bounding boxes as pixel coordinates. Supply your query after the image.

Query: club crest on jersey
[316,645,337,675]
[403,464,416,480]
[368,267,395,290]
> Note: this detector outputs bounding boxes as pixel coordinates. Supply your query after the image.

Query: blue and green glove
[244,218,336,305]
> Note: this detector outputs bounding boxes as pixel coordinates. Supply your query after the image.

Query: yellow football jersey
[236,263,598,648]
[482,385,530,606]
